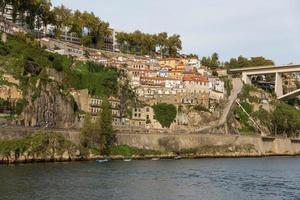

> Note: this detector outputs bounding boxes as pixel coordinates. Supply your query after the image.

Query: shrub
[194,105,209,112]
[152,103,177,128]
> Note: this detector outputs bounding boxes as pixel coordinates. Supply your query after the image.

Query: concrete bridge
[229,64,300,99]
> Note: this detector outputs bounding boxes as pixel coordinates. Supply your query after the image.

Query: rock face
[22,81,76,128]
[24,60,41,75]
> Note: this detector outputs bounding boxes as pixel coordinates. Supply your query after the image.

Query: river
[1,157,300,200]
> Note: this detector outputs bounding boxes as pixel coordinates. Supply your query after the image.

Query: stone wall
[116,133,300,156]
[1,127,300,156]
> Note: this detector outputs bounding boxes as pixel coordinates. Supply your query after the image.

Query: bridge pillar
[275,72,283,97]
[242,73,251,84]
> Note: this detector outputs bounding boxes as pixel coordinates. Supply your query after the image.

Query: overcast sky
[52,0,300,65]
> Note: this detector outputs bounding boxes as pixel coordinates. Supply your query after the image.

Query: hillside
[231,85,300,137]
[0,32,129,128]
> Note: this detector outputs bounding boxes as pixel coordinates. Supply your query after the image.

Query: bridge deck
[229,64,300,74]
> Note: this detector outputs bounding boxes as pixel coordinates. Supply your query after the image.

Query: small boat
[96,159,109,163]
[174,156,182,160]
[123,158,132,162]
[151,158,160,161]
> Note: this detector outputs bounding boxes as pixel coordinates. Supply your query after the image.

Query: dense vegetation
[201,52,220,69]
[0,32,120,97]
[201,53,274,70]
[80,98,115,155]
[225,56,274,69]
[0,0,182,54]
[152,103,177,128]
[0,132,79,156]
[116,31,182,57]
[235,85,300,137]
[0,98,26,115]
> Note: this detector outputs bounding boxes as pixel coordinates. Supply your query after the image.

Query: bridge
[229,64,300,99]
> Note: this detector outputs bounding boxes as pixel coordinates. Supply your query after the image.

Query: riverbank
[2,130,300,165]
[2,151,300,165]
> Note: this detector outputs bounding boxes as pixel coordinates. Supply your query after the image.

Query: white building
[208,77,225,93]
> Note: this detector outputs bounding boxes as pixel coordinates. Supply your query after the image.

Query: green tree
[156,32,168,57]
[166,34,182,57]
[52,5,72,37]
[152,103,177,128]
[225,56,274,69]
[100,98,114,154]
[201,52,220,69]
[80,113,95,148]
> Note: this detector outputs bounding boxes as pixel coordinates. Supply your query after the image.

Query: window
[146,108,149,112]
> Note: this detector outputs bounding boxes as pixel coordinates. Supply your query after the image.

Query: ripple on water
[1,157,300,200]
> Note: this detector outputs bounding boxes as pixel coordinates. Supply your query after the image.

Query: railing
[235,99,265,136]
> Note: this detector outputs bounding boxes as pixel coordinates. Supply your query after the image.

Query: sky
[52,0,300,65]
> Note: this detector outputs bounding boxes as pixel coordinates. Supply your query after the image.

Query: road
[193,78,243,133]
[218,78,243,125]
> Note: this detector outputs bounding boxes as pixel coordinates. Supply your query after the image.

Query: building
[60,27,81,44]
[209,77,225,93]
[159,58,181,69]
[70,89,124,126]
[182,74,210,93]
[130,106,162,128]
[0,4,23,25]
[40,38,84,58]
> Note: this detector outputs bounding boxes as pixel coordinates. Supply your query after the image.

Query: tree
[38,0,55,34]
[115,31,182,57]
[156,32,168,57]
[152,103,177,128]
[225,55,274,69]
[166,34,182,57]
[52,5,72,37]
[272,102,300,137]
[201,52,220,69]
[80,114,95,148]
[100,98,114,154]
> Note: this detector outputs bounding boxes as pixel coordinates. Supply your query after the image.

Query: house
[140,77,166,87]
[159,69,168,77]
[159,58,181,69]
[208,77,225,93]
[0,4,22,25]
[165,78,182,89]
[168,69,184,79]
[60,27,81,44]
[70,89,124,126]
[182,74,210,93]
[130,106,162,128]
[215,68,228,77]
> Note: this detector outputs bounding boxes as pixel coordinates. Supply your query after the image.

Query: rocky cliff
[21,80,77,128]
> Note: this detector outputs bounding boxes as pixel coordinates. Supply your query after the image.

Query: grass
[0,132,78,157]
[0,32,121,98]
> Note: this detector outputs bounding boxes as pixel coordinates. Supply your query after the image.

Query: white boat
[123,158,132,162]
[151,158,160,161]
[174,156,182,160]
[96,159,109,163]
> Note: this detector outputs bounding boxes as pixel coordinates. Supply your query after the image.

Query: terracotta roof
[141,77,181,81]
[182,75,209,82]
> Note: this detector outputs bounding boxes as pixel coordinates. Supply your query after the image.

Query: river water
[1,157,300,200]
